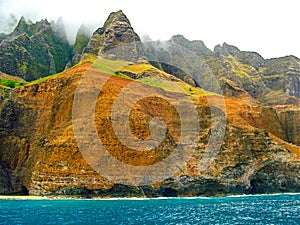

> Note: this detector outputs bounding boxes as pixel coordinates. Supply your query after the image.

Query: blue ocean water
[0,194,299,225]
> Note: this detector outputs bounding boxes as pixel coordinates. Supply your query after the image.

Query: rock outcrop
[83,10,143,61]
[263,56,300,98]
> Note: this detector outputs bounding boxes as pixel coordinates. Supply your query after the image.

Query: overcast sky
[0,0,299,59]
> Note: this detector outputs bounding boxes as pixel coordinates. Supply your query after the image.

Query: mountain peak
[13,16,28,35]
[77,24,90,36]
[19,16,26,23]
[170,34,187,42]
[104,10,131,28]
[52,17,68,41]
[214,42,240,57]
[170,34,213,56]
[67,24,91,66]
[83,10,142,61]
[12,17,52,37]
[222,42,240,54]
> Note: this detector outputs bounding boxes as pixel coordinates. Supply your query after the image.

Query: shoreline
[0,195,49,200]
[0,192,299,200]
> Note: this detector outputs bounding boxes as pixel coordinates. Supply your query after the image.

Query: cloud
[0,0,299,58]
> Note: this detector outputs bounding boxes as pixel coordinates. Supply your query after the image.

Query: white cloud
[0,0,299,58]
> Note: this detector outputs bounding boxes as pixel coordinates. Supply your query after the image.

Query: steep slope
[83,10,143,61]
[0,17,71,81]
[145,38,300,105]
[0,61,299,196]
[67,25,91,67]
[214,43,300,100]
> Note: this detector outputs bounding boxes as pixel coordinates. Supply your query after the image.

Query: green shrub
[0,79,25,88]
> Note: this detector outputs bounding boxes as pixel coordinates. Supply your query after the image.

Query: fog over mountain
[0,0,299,59]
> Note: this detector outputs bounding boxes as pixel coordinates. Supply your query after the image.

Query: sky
[0,0,299,59]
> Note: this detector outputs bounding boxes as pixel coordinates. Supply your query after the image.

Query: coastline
[0,193,299,200]
[0,195,49,200]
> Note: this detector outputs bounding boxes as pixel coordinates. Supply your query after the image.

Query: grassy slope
[0,72,27,89]
[93,57,129,75]
[0,80,25,88]
[13,56,218,99]
[118,62,217,96]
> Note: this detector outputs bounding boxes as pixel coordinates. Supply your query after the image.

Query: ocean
[0,194,299,224]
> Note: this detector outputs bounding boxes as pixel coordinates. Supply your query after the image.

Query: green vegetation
[12,55,217,98]
[113,72,133,80]
[18,61,28,75]
[26,72,63,85]
[0,85,11,99]
[3,88,9,98]
[179,80,217,96]
[224,55,255,78]
[219,77,241,90]
[138,77,216,96]
[81,53,98,63]
[1,18,71,82]
[73,34,89,53]
[138,77,185,93]
[25,57,131,86]
[0,79,25,88]
[121,63,153,75]
[91,59,217,97]
[93,57,129,75]
[201,55,223,72]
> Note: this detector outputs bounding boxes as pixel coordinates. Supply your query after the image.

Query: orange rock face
[0,62,299,197]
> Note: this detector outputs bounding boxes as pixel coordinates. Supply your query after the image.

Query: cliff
[0,59,299,196]
[0,17,71,81]
[83,10,143,62]
[0,10,299,197]
[145,39,300,105]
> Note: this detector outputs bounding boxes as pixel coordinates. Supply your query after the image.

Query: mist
[0,0,102,44]
[0,0,299,58]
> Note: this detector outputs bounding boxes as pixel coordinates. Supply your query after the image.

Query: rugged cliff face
[83,10,144,62]
[145,39,300,105]
[0,17,71,81]
[0,61,299,196]
[0,10,299,197]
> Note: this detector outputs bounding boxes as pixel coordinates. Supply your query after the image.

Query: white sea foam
[226,193,300,198]
[1,193,299,201]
